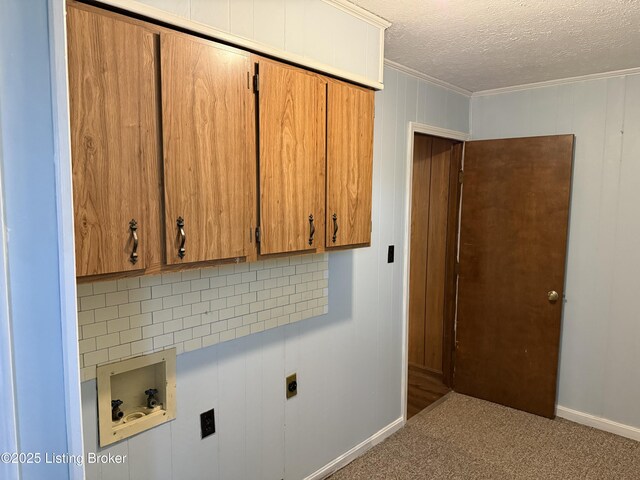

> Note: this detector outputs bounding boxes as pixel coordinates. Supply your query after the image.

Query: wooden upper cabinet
[257,59,326,255]
[67,5,157,277]
[326,80,374,248]
[160,33,253,264]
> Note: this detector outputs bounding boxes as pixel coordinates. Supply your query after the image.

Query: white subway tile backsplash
[107,317,130,334]
[118,277,141,290]
[181,269,200,281]
[93,280,118,295]
[184,338,202,352]
[210,320,227,334]
[202,311,219,324]
[96,333,120,350]
[202,333,220,348]
[120,328,142,344]
[80,294,106,311]
[82,322,107,339]
[130,313,153,328]
[77,283,94,297]
[220,329,236,342]
[162,294,182,309]
[193,324,210,338]
[164,318,183,333]
[129,287,151,302]
[142,323,164,339]
[105,290,129,306]
[174,329,192,343]
[109,344,131,361]
[84,349,108,367]
[118,302,140,317]
[76,254,328,380]
[78,310,95,326]
[153,333,173,349]
[190,278,209,291]
[79,338,96,354]
[131,338,153,355]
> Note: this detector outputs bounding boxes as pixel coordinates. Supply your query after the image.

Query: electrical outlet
[200,409,215,439]
[286,373,297,399]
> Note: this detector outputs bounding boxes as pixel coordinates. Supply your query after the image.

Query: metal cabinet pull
[332,213,338,243]
[177,217,186,258]
[129,219,139,264]
[308,214,315,246]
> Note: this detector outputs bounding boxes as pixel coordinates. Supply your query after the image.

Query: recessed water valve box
[97,349,176,447]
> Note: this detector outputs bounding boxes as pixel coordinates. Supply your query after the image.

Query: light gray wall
[81,65,471,480]
[121,0,384,85]
[471,74,640,430]
[0,1,83,479]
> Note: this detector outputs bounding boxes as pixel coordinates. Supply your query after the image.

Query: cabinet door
[258,60,326,255]
[326,80,374,247]
[67,6,156,276]
[161,33,253,264]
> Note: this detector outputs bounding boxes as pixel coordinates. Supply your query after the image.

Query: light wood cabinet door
[67,5,156,276]
[258,59,326,255]
[326,80,374,247]
[161,33,253,264]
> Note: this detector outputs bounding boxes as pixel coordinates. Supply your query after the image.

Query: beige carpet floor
[329,393,640,479]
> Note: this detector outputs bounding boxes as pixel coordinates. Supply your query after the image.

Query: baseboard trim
[303,417,405,480]
[556,405,640,442]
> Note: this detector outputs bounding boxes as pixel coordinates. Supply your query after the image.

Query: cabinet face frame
[325,78,375,248]
[255,57,326,256]
[160,32,255,265]
[67,4,158,276]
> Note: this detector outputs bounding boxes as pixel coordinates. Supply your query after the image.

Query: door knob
[548,290,559,302]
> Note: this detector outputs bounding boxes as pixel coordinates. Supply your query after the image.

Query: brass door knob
[548,290,559,302]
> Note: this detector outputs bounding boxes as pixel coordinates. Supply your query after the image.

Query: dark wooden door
[454,135,574,418]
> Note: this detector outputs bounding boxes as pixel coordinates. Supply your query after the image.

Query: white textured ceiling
[351,0,640,92]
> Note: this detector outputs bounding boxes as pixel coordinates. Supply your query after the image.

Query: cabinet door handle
[129,219,139,264]
[177,217,186,258]
[308,214,315,246]
[332,213,338,243]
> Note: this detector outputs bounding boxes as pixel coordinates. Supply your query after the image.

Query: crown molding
[322,0,391,29]
[383,59,472,97]
[473,66,640,97]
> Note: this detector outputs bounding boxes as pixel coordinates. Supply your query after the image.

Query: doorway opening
[404,127,574,421]
[407,133,463,419]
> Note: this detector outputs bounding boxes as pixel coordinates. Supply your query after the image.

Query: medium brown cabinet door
[258,59,326,255]
[67,6,155,276]
[326,80,374,247]
[161,33,253,264]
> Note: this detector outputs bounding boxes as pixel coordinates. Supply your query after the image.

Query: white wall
[471,74,640,430]
[81,65,470,480]
[0,1,83,479]
[100,0,386,88]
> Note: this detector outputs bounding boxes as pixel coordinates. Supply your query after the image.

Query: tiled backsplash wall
[76,253,329,381]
